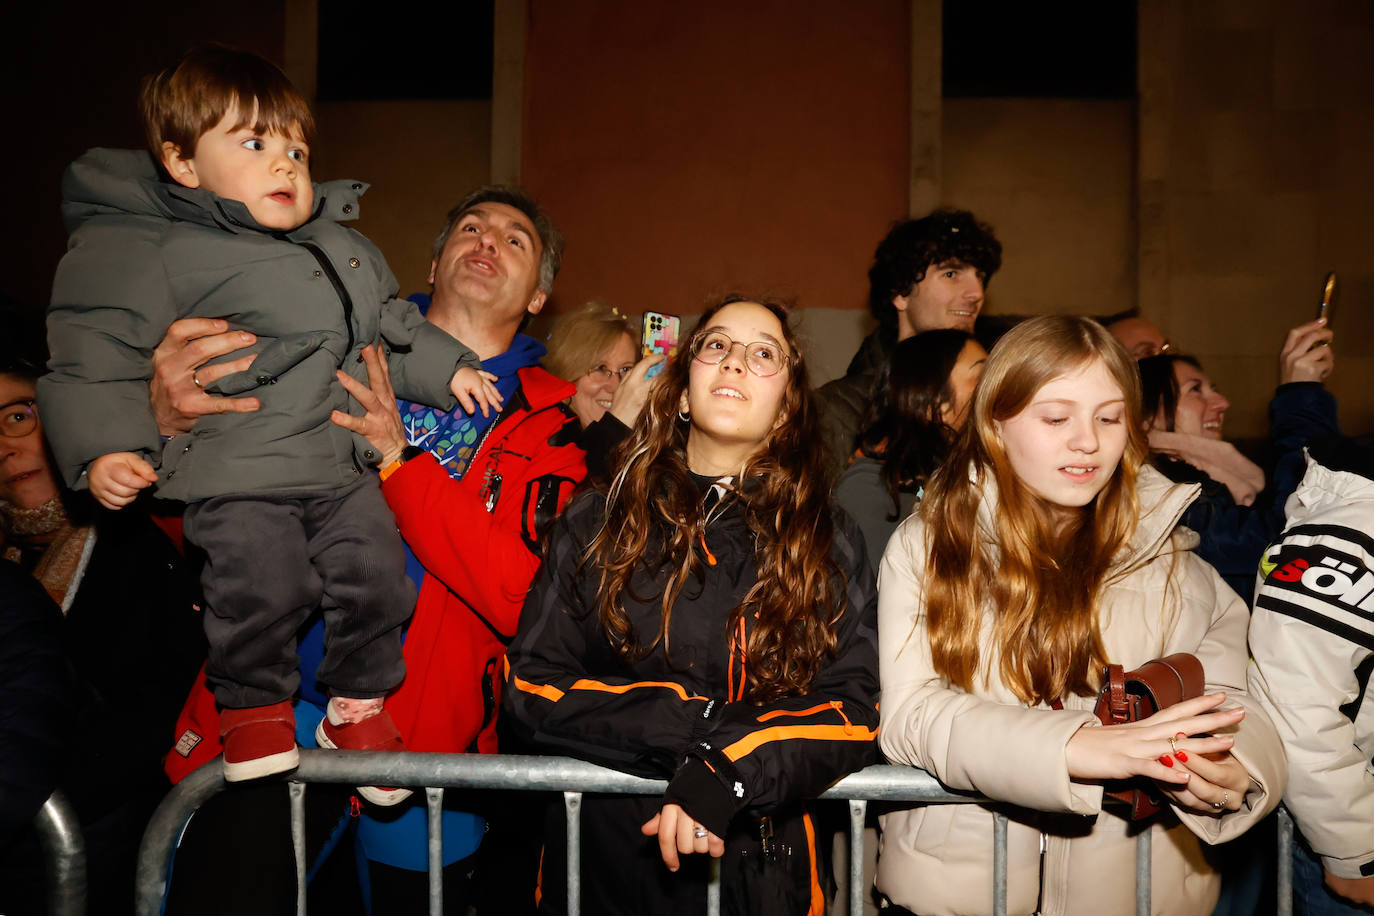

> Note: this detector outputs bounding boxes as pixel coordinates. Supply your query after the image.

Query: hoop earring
[677,409,690,422]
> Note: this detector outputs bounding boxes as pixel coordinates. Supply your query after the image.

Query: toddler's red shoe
[315,703,412,806]
[219,701,299,782]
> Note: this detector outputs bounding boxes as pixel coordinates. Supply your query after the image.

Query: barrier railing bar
[848,800,865,916]
[1277,806,1293,916]
[290,782,307,915]
[135,753,1275,916]
[707,857,720,916]
[426,787,444,916]
[36,790,85,916]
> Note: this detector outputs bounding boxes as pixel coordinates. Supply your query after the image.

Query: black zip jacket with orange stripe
[503,475,879,838]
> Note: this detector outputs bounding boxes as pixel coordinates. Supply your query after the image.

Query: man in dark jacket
[817,209,1002,483]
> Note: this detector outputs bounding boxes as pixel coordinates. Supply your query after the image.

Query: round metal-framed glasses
[0,399,37,438]
[690,331,791,378]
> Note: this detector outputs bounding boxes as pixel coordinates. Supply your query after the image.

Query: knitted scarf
[0,496,96,612]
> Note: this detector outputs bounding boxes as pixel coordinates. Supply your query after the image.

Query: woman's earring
[677,408,690,422]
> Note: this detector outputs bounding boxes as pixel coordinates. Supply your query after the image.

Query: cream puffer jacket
[875,465,1287,916]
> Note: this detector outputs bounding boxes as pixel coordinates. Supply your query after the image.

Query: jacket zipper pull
[1035,828,1048,915]
[700,530,717,566]
[483,471,503,512]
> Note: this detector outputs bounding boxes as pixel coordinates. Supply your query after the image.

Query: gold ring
[1168,736,1179,756]
[192,371,204,390]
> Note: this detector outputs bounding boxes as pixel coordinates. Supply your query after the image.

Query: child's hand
[88,452,158,510]
[449,367,503,418]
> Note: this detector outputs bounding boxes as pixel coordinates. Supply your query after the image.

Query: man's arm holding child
[149,318,261,437]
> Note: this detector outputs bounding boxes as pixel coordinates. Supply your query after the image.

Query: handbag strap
[1103,664,1130,723]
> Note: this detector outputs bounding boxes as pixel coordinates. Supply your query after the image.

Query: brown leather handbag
[1093,652,1206,820]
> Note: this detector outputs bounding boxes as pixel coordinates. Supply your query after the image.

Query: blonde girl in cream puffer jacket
[874,316,1286,916]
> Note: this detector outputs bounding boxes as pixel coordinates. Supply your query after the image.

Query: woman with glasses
[504,296,879,915]
[543,301,665,482]
[0,342,205,915]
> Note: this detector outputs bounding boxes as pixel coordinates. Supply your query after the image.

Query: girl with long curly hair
[504,296,878,915]
[875,315,1285,916]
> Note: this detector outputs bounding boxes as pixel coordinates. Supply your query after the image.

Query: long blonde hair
[919,316,1148,704]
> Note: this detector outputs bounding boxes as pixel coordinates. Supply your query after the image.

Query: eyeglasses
[690,331,791,378]
[586,364,633,383]
[0,399,37,438]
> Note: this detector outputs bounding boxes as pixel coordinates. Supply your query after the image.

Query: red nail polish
[1176,751,1189,762]
[1159,755,1174,767]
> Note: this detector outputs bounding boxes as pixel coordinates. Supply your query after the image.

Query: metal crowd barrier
[134,752,1295,916]
[33,789,86,916]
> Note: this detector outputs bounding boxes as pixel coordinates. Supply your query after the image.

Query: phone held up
[642,311,681,380]
[1317,271,1337,324]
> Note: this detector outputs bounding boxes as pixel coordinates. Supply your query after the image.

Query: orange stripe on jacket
[722,724,877,762]
[756,703,836,722]
[804,811,824,915]
[511,675,565,703]
[569,678,707,702]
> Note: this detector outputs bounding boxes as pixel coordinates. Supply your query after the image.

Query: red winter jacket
[381,365,586,754]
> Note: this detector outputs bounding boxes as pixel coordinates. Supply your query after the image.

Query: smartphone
[641,311,681,379]
[1317,271,1337,323]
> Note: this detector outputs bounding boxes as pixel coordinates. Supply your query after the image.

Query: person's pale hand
[88,452,158,509]
[330,345,409,467]
[150,318,260,436]
[1279,317,1334,384]
[640,803,724,871]
[449,366,503,418]
[608,354,665,428]
[1157,746,1251,814]
[1324,871,1374,906]
[1065,692,1243,788]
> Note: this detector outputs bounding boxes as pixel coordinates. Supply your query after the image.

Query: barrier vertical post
[289,782,307,916]
[992,812,1008,916]
[36,791,85,916]
[564,791,582,916]
[1135,826,1151,915]
[426,787,445,915]
[1277,807,1294,916]
[849,800,867,916]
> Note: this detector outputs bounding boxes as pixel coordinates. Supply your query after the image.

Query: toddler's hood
[60,147,360,236]
[61,148,176,231]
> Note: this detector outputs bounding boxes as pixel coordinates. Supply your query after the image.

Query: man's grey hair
[431,186,564,294]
